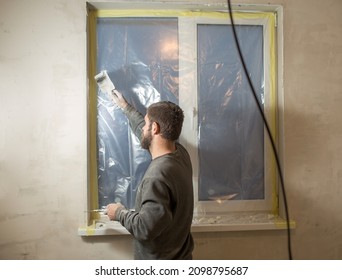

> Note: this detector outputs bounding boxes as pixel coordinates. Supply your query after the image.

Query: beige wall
[0,0,341,260]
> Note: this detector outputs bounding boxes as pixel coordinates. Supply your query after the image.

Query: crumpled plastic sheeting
[197,24,265,201]
[96,17,265,210]
[96,18,179,209]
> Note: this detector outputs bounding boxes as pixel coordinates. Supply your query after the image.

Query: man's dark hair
[147,101,184,141]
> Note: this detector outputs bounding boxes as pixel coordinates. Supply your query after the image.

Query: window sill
[78,212,296,236]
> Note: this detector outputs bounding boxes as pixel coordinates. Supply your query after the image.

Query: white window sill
[78,212,295,236]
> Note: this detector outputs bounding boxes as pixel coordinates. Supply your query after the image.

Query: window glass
[197,24,265,201]
[96,18,179,209]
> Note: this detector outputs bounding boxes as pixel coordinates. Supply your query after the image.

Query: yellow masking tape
[88,10,100,213]
[265,13,278,215]
[95,9,274,21]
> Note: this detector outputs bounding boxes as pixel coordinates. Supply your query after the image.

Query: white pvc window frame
[177,13,278,216]
[80,3,288,236]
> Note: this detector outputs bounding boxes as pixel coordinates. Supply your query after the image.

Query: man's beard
[141,130,152,150]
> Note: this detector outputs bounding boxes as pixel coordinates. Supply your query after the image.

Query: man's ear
[152,122,160,135]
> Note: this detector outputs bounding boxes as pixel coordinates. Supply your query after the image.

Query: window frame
[177,12,278,216]
[80,3,291,235]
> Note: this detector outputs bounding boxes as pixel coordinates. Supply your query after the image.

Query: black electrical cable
[226,0,293,260]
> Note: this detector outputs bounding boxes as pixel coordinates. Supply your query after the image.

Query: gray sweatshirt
[115,104,194,260]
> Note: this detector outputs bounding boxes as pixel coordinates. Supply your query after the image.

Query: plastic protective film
[96,18,179,209]
[95,16,264,211]
[197,24,264,202]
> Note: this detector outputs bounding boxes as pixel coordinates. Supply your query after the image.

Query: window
[84,5,284,233]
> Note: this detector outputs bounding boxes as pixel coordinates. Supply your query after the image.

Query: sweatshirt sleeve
[115,178,173,241]
[122,104,145,142]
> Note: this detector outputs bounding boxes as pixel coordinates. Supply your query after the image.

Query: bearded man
[106,89,194,260]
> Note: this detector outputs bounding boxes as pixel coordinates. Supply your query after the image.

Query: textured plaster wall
[0,0,341,260]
